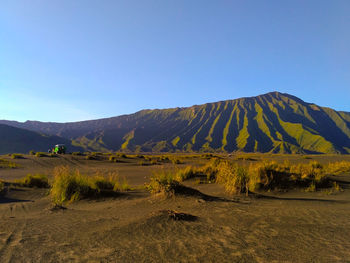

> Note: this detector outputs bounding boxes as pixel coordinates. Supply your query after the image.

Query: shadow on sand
[251,192,349,204]
[0,195,32,204]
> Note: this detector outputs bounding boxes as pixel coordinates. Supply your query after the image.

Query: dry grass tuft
[146,169,180,197]
[109,156,119,163]
[35,152,48,157]
[326,161,350,175]
[50,166,130,205]
[0,158,18,169]
[0,180,4,192]
[11,153,24,159]
[216,161,249,195]
[15,174,49,188]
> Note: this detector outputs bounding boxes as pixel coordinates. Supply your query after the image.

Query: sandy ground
[0,154,350,262]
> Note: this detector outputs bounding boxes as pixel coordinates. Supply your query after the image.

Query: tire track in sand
[0,220,26,263]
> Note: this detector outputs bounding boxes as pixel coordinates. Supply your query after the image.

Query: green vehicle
[53,144,66,154]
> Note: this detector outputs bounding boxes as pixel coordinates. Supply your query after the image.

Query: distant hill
[1,92,350,154]
[0,124,82,154]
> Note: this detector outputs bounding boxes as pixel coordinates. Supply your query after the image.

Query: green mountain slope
[0,124,82,154]
[1,92,350,153]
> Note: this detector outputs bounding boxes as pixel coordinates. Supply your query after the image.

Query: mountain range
[1,92,350,154]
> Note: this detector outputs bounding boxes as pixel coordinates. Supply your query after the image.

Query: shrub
[11,153,23,159]
[50,166,129,205]
[303,156,312,159]
[29,150,36,155]
[327,161,350,175]
[35,152,48,157]
[200,158,221,181]
[138,161,148,166]
[212,160,331,195]
[51,166,94,204]
[305,181,316,192]
[216,161,249,195]
[171,158,183,165]
[146,170,180,196]
[332,182,342,192]
[248,161,291,191]
[109,156,118,162]
[290,161,327,186]
[201,153,215,159]
[86,155,97,160]
[174,166,198,182]
[150,159,159,165]
[119,177,131,191]
[159,156,170,162]
[115,153,127,158]
[90,172,120,192]
[15,174,49,188]
[0,159,18,169]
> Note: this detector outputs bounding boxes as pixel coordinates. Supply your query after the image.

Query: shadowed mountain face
[1,92,350,154]
[0,124,82,154]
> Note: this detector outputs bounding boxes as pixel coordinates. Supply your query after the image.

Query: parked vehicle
[53,144,66,154]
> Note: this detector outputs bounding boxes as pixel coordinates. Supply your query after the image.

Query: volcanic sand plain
[0,153,350,263]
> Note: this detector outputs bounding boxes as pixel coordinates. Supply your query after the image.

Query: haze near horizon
[1,0,350,122]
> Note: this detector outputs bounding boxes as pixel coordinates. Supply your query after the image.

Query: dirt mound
[151,209,198,222]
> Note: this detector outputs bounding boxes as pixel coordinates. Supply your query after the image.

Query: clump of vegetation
[35,152,48,157]
[327,161,350,175]
[235,155,258,161]
[72,152,83,156]
[174,166,199,182]
[11,153,24,159]
[29,150,36,155]
[15,174,49,188]
[0,180,4,192]
[171,158,183,164]
[138,160,148,166]
[85,154,97,160]
[332,181,342,192]
[50,166,130,205]
[109,156,118,162]
[216,161,250,195]
[302,155,312,159]
[159,156,170,162]
[201,153,216,159]
[150,159,159,165]
[115,153,127,158]
[146,170,180,197]
[0,158,18,169]
[51,166,94,204]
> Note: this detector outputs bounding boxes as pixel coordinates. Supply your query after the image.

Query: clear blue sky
[1,0,349,122]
